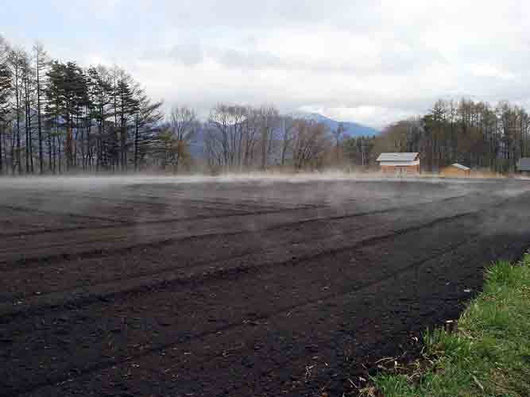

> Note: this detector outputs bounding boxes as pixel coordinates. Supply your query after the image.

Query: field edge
[362,251,530,397]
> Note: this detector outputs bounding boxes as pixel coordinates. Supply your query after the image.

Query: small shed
[441,163,471,177]
[517,158,530,174]
[376,152,420,174]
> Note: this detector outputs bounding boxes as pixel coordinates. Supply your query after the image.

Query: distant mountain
[187,111,379,158]
[289,112,379,137]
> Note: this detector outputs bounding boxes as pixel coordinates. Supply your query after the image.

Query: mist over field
[2,1,530,396]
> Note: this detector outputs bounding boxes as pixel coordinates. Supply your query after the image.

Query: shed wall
[380,164,420,174]
[440,167,470,177]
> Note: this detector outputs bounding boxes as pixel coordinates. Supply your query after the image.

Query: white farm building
[376,152,420,174]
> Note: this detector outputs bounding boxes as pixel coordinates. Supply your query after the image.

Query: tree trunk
[0,124,3,175]
[36,56,43,174]
[134,115,139,171]
[15,65,21,174]
[47,130,52,173]
[57,134,62,173]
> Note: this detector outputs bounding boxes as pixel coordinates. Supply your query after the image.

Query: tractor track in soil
[0,202,490,319]
[0,192,470,263]
[0,208,477,320]
[0,196,479,301]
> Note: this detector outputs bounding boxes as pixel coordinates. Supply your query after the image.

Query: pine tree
[0,36,12,174]
[45,61,88,172]
[113,69,139,170]
[133,87,162,171]
[33,43,48,174]
[87,66,113,170]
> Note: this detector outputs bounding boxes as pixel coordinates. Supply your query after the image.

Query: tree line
[203,104,332,171]
[368,99,530,173]
[0,35,340,175]
[2,33,530,175]
[0,35,166,175]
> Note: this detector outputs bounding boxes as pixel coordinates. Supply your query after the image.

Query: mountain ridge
[288,111,379,137]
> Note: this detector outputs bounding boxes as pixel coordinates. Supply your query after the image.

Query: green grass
[368,253,530,397]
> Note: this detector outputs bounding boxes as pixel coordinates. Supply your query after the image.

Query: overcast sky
[2,0,530,128]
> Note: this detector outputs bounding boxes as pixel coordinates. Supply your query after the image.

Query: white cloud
[468,64,516,80]
[5,0,530,128]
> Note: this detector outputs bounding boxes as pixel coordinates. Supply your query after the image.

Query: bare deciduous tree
[292,120,330,170]
[167,106,198,172]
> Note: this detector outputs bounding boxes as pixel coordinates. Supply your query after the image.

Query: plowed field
[1,176,529,396]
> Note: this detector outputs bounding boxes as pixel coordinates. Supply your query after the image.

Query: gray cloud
[157,0,378,30]
[141,43,204,66]
[7,0,530,128]
[213,48,283,69]
[168,44,204,66]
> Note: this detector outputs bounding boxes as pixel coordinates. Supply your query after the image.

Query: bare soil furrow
[0,192,473,266]
[0,207,482,320]
[0,204,122,224]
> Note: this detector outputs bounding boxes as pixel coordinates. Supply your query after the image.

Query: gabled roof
[376,152,419,162]
[517,157,530,171]
[450,163,470,171]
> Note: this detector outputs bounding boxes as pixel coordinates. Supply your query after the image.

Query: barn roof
[450,163,470,171]
[376,152,419,162]
[517,157,530,171]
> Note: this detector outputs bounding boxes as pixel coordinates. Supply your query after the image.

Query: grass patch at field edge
[365,253,530,397]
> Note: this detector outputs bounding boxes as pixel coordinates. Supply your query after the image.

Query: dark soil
[0,177,529,396]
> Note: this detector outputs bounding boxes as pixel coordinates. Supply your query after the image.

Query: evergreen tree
[33,43,48,174]
[45,61,88,171]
